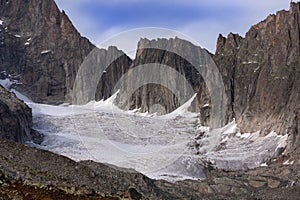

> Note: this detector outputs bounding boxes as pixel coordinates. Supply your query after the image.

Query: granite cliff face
[0,1,300,199]
[114,3,300,146]
[0,0,131,104]
[115,38,207,114]
[214,3,300,150]
[113,37,226,127]
[0,0,92,104]
[0,0,299,146]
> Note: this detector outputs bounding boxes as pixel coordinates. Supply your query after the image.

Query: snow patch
[163,93,198,119]
[260,162,268,167]
[0,78,32,102]
[14,34,21,38]
[275,134,288,151]
[24,42,30,46]
[254,66,260,73]
[11,89,33,103]
[41,50,51,54]
[0,20,3,25]
[283,159,294,165]
[0,78,12,89]
[202,103,209,108]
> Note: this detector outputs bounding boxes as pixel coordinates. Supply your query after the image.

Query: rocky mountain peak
[137,36,201,52]
[0,0,132,104]
[290,1,300,13]
[215,32,242,55]
[0,0,299,148]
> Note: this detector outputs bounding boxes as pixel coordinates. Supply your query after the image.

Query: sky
[55,0,290,54]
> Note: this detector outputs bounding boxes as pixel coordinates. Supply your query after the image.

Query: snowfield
[0,79,288,182]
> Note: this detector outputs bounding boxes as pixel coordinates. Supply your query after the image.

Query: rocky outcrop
[214,2,300,144]
[0,85,36,143]
[0,0,131,104]
[0,139,176,199]
[115,38,215,116]
[0,138,300,199]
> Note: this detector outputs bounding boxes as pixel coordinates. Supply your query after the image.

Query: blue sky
[55,0,289,53]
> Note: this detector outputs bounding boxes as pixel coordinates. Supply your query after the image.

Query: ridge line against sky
[55,0,289,53]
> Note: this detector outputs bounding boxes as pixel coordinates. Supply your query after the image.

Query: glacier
[27,94,287,182]
[0,79,288,182]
